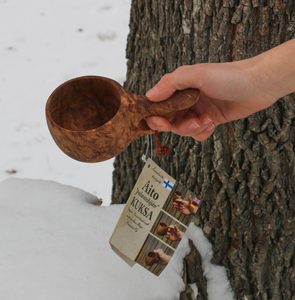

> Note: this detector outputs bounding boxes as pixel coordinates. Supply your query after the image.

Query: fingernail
[189,121,200,130]
[146,86,158,98]
[152,123,166,131]
[204,116,213,125]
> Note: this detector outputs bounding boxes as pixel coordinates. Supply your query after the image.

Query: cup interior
[47,76,121,131]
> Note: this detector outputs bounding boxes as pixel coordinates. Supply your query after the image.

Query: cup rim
[46,75,124,133]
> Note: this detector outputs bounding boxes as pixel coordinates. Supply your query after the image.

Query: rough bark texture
[180,240,208,300]
[112,1,295,299]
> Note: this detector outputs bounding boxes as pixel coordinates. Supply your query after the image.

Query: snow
[0,0,131,204]
[185,225,234,299]
[0,179,234,300]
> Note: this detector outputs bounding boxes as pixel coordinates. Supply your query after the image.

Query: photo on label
[135,234,174,276]
[163,182,202,226]
[150,211,187,249]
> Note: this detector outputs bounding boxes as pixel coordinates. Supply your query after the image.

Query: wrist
[241,55,279,106]
[246,40,295,103]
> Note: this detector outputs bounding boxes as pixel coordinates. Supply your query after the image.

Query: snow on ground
[0,179,234,300]
[0,0,131,204]
[185,227,234,299]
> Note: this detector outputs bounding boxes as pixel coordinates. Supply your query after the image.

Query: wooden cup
[46,76,200,162]
[156,222,169,236]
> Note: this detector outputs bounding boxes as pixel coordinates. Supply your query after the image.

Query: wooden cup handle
[132,88,199,132]
[137,88,199,118]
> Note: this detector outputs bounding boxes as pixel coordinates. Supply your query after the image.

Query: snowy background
[0,0,234,299]
[0,0,131,204]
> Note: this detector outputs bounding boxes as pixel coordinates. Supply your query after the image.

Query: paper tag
[109,158,202,276]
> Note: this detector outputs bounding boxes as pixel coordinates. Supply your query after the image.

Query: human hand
[166,225,183,241]
[146,59,277,141]
[153,249,171,264]
[173,199,194,215]
[173,198,185,210]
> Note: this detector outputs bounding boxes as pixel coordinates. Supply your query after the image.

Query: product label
[109,158,202,276]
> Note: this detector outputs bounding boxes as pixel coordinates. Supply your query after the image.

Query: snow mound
[0,178,233,300]
[0,179,184,300]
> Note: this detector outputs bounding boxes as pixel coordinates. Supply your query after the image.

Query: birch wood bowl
[156,222,169,236]
[45,76,199,162]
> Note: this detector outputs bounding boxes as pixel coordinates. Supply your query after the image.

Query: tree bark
[112,1,295,299]
[180,240,208,300]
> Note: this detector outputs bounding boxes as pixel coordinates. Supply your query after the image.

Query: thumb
[146,73,177,101]
[146,65,203,101]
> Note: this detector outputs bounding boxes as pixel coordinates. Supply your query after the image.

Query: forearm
[250,39,295,101]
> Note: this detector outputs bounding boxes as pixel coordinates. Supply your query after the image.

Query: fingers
[146,65,203,101]
[173,204,182,211]
[146,116,172,132]
[172,113,212,135]
[153,249,164,256]
[145,74,177,101]
[173,202,178,210]
[191,123,215,141]
[173,199,185,210]
[145,65,216,141]
[146,113,216,141]
[173,202,185,211]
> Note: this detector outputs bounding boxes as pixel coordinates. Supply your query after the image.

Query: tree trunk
[112,1,295,299]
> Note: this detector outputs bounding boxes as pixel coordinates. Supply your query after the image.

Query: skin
[153,249,171,265]
[173,199,195,215]
[166,225,184,241]
[146,39,295,141]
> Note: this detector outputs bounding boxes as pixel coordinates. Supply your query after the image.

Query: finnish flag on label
[162,179,174,191]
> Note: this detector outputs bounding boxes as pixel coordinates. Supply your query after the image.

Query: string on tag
[142,134,154,162]
[150,134,154,159]
[142,131,170,162]
[154,131,170,157]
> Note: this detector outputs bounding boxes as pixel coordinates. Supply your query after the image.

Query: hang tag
[109,158,202,276]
